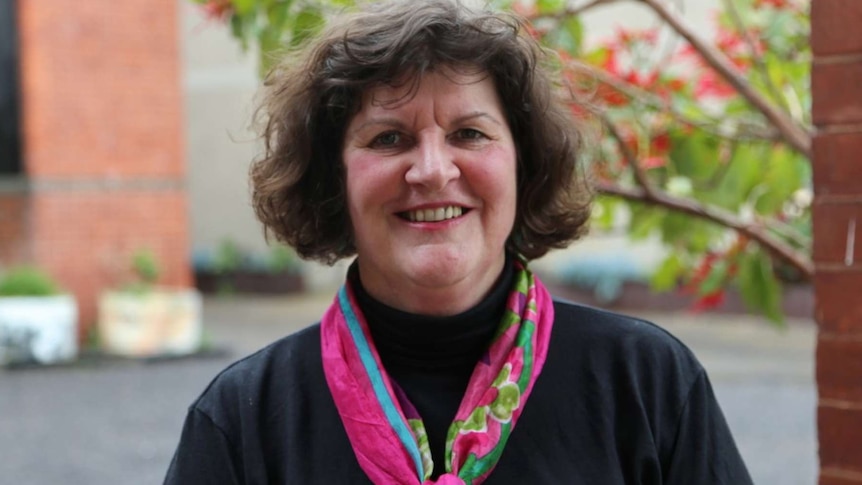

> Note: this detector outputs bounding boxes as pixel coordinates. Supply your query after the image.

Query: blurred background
[0,0,834,484]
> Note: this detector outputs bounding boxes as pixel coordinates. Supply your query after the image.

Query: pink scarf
[321,260,554,484]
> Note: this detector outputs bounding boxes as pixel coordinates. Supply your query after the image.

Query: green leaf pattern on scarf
[456,363,522,436]
[462,406,489,433]
[409,418,434,480]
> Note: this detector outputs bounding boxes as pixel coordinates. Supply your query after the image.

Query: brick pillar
[812,1,862,483]
[13,0,191,334]
[0,185,31,264]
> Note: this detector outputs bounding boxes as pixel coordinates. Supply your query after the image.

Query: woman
[165,1,752,483]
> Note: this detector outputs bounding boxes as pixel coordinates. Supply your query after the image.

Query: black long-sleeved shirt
[165,263,752,484]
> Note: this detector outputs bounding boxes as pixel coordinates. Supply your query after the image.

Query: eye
[370,131,404,148]
[454,128,487,141]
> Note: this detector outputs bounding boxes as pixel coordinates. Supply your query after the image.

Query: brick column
[812,1,862,483]
[0,183,31,264]
[13,0,191,334]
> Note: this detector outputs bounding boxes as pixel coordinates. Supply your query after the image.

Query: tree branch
[720,0,790,113]
[636,0,812,157]
[564,0,623,17]
[567,60,781,142]
[598,111,659,198]
[537,0,624,20]
[594,180,815,280]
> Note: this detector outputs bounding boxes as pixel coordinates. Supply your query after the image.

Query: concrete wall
[181,1,262,257]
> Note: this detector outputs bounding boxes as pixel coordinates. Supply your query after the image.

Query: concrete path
[0,293,817,484]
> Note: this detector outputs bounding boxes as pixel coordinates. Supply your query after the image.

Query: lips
[400,205,466,222]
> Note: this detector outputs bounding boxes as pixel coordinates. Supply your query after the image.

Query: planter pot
[98,289,203,357]
[195,270,304,295]
[0,295,78,366]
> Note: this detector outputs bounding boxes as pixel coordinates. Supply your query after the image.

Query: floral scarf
[320,259,554,485]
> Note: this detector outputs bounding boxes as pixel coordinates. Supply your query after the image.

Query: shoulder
[190,323,324,425]
[548,299,704,390]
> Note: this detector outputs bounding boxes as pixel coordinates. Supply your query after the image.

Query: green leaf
[629,205,664,240]
[651,253,684,292]
[537,0,566,14]
[0,266,61,296]
[290,7,325,47]
[231,0,257,16]
[267,0,292,30]
[713,143,766,210]
[592,196,618,230]
[697,259,728,296]
[550,16,584,56]
[660,211,691,245]
[753,145,807,215]
[668,129,720,182]
[583,45,605,63]
[229,11,257,50]
[737,250,784,323]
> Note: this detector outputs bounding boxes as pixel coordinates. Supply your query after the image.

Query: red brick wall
[812,0,862,483]
[17,0,184,179]
[0,192,31,264]
[29,190,191,328]
[15,0,190,333]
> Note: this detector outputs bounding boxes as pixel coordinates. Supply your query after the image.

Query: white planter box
[98,289,203,357]
[0,295,79,365]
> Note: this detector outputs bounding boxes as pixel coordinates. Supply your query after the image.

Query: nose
[404,133,460,191]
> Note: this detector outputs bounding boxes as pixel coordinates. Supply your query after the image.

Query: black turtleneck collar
[351,255,515,371]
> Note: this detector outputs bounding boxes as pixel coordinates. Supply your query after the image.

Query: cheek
[342,153,367,221]
[343,152,396,213]
[476,146,518,199]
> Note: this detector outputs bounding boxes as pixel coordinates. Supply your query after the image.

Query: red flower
[597,84,628,107]
[650,132,671,155]
[201,0,233,22]
[692,290,726,312]
[666,78,687,93]
[512,0,538,17]
[641,156,666,169]
[754,0,788,8]
[694,70,736,99]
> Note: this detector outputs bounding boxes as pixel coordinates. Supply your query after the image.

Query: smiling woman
[165,1,753,484]
[343,70,517,315]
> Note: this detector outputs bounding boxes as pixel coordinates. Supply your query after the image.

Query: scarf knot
[423,474,466,485]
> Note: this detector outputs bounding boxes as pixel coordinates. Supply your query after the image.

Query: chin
[403,248,470,286]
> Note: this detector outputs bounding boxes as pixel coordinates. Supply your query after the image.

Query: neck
[356,254,507,316]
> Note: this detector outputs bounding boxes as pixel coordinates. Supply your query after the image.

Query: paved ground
[0,292,817,484]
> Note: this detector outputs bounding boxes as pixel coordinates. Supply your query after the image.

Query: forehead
[358,68,501,113]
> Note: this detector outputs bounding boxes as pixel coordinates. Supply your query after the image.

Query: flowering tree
[193,0,812,322]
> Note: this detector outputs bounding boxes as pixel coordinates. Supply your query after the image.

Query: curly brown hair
[251,0,592,264]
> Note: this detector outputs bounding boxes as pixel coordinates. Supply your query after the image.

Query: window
[0,0,21,175]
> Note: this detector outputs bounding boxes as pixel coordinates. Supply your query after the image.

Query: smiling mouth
[399,206,467,223]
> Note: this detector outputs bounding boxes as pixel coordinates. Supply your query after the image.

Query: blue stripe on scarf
[338,286,425,480]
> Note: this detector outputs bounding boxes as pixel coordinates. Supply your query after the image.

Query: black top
[355,257,513,478]
[165,263,752,484]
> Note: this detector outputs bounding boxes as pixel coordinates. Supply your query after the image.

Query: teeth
[406,206,463,223]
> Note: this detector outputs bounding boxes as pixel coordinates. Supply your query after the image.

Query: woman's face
[342,69,517,315]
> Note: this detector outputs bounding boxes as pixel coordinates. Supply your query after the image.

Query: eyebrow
[346,117,408,138]
[347,111,504,138]
[453,111,504,127]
